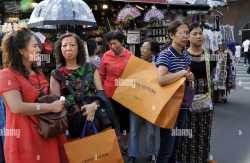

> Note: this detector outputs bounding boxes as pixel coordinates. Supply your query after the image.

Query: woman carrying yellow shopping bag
[156,19,194,163]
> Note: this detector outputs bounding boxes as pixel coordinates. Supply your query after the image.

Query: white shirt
[242,40,250,52]
[235,45,241,58]
[203,29,212,50]
[211,31,221,53]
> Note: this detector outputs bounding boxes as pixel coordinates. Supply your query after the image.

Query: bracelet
[36,103,41,111]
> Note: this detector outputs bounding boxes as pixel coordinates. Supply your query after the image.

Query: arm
[50,75,61,96]
[158,65,187,86]
[2,90,64,115]
[94,70,104,91]
[98,57,106,86]
[80,69,104,122]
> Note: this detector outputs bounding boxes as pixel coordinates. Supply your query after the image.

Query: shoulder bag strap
[204,50,212,99]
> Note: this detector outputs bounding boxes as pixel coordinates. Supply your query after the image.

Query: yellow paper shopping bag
[64,129,124,163]
[112,56,185,128]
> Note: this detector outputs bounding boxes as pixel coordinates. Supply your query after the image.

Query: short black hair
[109,31,125,43]
[189,22,203,32]
[143,40,160,54]
[104,32,113,44]
[168,19,189,35]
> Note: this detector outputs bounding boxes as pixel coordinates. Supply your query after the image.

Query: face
[61,36,78,61]
[172,24,189,48]
[189,27,204,47]
[110,39,123,55]
[20,36,41,63]
[140,42,152,60]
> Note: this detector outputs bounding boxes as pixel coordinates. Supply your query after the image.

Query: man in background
[242,39,250,66]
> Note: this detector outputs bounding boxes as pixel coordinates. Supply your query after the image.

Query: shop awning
[110,0,210,10]
[112,0,168,4]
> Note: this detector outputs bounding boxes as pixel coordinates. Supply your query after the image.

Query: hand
[81,102,98,122]
[185,71,194,82]
[179,70,188,77]
[49,100,65,113]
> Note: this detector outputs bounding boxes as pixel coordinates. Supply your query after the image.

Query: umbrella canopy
[28,0,96,28]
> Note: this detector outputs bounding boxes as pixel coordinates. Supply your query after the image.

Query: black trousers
[247,52,250,65]
[244,52,249,64]
[110,99,130,133]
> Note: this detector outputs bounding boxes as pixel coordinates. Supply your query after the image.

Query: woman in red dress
[0,29,67,163]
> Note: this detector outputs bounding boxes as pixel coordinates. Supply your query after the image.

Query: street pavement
[211,59,250,163]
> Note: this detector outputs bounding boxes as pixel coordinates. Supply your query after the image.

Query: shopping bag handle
[80,120,98,138]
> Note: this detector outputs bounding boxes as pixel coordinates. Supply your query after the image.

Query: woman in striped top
[156,19,194,163]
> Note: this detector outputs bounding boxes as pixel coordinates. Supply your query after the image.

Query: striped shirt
[156,46,191,72]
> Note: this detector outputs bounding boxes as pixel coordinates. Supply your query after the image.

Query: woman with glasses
[156,20,194,163]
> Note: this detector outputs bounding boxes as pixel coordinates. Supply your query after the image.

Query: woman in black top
[176,23,216,163]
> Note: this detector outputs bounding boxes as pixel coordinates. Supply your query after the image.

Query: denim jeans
[0,96,5,163]
[128,112,160,158]
[157,109,188,163]
[0,96,5,143]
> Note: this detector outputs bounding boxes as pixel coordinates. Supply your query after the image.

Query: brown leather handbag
[34,95,68,138]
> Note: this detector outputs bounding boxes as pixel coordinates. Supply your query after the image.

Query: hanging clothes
[213,49,234,102]
[220,25,235,45]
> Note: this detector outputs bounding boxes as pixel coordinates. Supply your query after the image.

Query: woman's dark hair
[168,19,189,35]
[104,32,114,44]
[189,22,203,32]
[108,31,125,44]
[149,41,160,54]
[87,39,97,57]
[143,40,160,54]
[54,32,85,66]
[2,28,39,78]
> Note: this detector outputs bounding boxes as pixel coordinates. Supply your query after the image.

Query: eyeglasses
[175,32,189,37]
